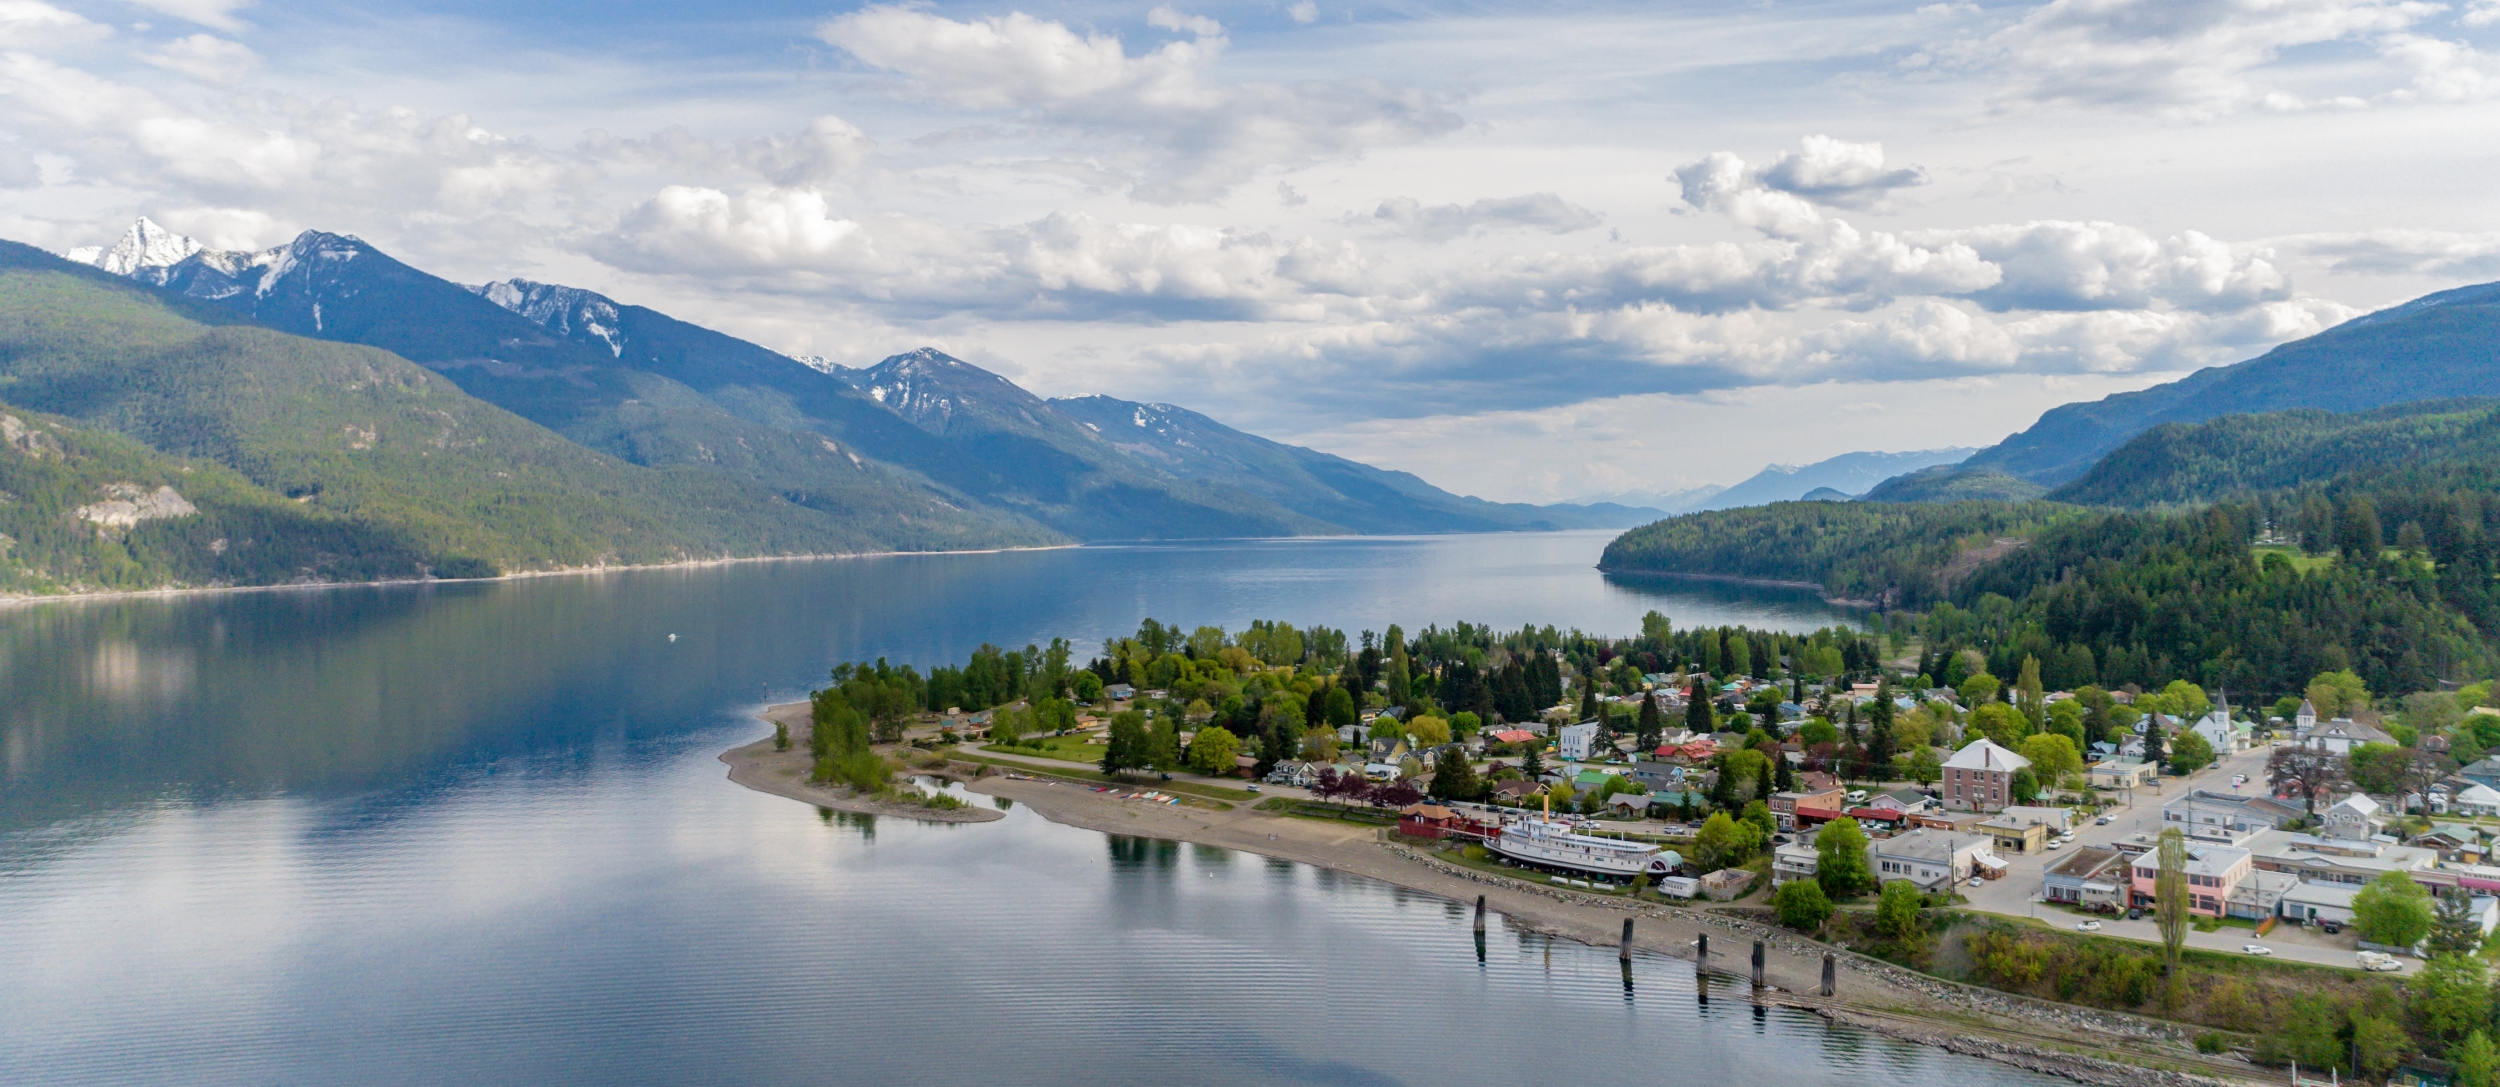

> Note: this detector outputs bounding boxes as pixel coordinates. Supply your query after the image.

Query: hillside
[1047,394,1656,533]
[0,402,436,594]
[1860,465,2047,504]
[2049,399,2500,507]
[1597,500,2077,606]
[0,243,1047,591]
[1951,280,2500,485]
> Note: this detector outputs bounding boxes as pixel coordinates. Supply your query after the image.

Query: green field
[981,731,1106,764]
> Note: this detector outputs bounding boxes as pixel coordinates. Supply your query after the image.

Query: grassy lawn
[983,731,1105,764]
[1257,797,1401,824]
[2250,545,2336,573]
[946,750,1253,803]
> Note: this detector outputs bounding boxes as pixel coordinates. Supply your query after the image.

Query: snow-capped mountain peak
[65,218,203,276]
[472,279,624,357]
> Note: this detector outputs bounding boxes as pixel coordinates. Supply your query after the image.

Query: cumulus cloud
[1935,0,2439,118]
[140,34,260,86]
[1758,135,1927,207]
[591,186,1379,323]
[817,5,1459,202]
[1917,221,2291,313]
[1358,193,1600,242]
[2378,33,2499,101]
[0,0,111,50]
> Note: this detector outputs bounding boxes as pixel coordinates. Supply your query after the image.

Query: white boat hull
[1488,820,1662,879]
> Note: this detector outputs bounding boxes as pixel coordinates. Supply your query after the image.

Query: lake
[0,531,2044,1086]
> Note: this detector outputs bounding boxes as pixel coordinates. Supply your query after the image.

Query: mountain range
[1,219,1660,594]
[1865,280,2500,498]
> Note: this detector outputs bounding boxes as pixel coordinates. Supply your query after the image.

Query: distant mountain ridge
[1048,394,1655,533]
[1694,447,1975,511]
[45,218,1653,557]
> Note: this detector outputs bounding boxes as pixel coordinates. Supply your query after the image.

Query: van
[1846,789,1867,804]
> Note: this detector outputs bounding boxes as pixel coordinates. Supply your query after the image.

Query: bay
[0,531,2044,1087]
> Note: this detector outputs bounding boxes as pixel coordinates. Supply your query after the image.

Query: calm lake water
[0,531,2044,1087]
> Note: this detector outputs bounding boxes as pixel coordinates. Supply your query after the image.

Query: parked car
[2047,840,2065,850]
[2242,944,2272,956]
[1245,783,1260,792]
[2126,907,2144,920]
[2076,920,2101,932]
[2094,815,2114,825]
[2358,951,2403,972]
[2321,920,2343,935]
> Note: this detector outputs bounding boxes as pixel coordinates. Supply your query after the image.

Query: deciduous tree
[2354,869,2435,949]
[1816,817,1871,899]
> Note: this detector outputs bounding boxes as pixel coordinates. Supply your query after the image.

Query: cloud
[733,115,874,185]
[125,0,252,32]
[0,139,37,187]
[1287,1,1318,24]
[2378,33,2499,102]
[2272,229,2500,277]
[0,0,111,50]
[1146,5,1223,38]
[1359,193,1600,242]
[1917,221,2291,313]
[1758,135,1927,207]
[140,34,260,86]
[2468,0,2500,27]
[816,5,1459,202]
[1935,0,2439,119]
[591,186,1376,323]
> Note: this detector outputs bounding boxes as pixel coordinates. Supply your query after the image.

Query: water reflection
[1,532,1856,833]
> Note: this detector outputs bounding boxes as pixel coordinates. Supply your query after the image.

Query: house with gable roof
[1942,738,2031,812]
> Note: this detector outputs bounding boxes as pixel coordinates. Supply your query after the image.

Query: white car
[2357,951,2404,972]
[2076,920,2102,932]
[2095,815,2114,825]
[2047,840,2065,850]
[2242,944,2272,956]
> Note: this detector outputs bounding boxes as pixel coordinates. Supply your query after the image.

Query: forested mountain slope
[0,244,1043,592]
[2050,399,2500,507]
[1918,280,2500,488]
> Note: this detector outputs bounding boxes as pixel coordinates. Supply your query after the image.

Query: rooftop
[1943,737,2030,772]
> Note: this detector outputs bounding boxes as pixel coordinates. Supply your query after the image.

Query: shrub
[1774,880,1833,932]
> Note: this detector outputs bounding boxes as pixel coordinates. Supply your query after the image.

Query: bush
[1774,880,1833,932]
[432,555,499,579]
[1876,879,1925,940]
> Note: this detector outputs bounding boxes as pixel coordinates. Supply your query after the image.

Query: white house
[2301,717,2397,755]
[2321,793,2384,841]
[1557,722,1599,762]
[1872,829,1999,891]
[2295,699,2318,732]
[2454,783,2500,818]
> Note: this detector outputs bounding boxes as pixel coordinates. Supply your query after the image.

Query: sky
[4,0,2500,504]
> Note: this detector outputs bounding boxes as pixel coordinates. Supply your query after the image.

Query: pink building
[2128,843,2253,917]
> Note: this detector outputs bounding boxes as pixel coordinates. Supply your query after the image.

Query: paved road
[1959,741,2415,974]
